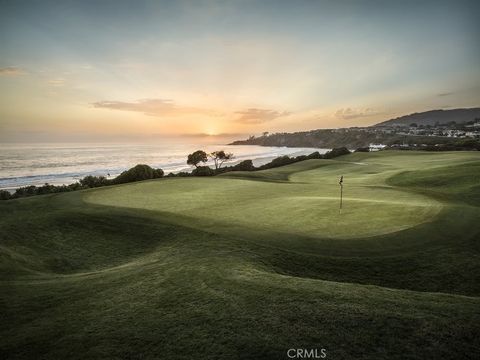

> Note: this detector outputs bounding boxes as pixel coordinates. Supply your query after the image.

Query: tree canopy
[114,164,164,184]
[209,150,233,169]
[187,150,208,168]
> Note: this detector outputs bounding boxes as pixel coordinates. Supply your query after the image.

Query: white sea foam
[0,142,329,190]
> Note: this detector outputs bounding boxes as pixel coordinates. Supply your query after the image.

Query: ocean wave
[0,144,328,190]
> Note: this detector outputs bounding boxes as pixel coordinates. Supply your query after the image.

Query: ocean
[0,142,329,190]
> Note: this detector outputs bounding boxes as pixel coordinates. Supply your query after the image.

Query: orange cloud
[92,98,219,117]
[0,67,26,76]
[235,108,290,124]
[48,78,66,87]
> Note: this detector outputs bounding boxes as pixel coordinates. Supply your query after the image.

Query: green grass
[1,150,480,359]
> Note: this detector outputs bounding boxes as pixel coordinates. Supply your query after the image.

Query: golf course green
[1,150,480,359]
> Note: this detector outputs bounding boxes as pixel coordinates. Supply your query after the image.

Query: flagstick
[339,175,344,213]
[339,183,343,213]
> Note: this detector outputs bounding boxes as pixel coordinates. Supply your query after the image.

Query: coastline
[0,144,330,191]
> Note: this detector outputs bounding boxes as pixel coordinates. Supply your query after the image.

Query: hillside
[230,108,480,148]
[230,128,462,149]
[1,151,480,359]
[375,107,480,127]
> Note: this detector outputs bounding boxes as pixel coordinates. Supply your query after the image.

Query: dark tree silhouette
[0,190,12,200]
[80,175,110,188]
[192,166,215,176]
[114,164,163,184]
[187,150,208,168]
[209,150,233,169]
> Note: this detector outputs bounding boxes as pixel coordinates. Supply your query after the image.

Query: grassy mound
[84,159,442,239]
[1,151,479,359]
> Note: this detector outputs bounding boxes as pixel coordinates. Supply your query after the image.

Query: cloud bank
[437,92,454,97]
[0,67,25,76]
[48,78,66,87]
[92,98,217,117]
[235,108,290,124]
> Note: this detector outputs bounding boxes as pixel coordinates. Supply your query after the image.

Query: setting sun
[1,1,479,143]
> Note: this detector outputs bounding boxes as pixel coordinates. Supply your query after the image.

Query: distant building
[369,144,387,151]
[465,131,480,138]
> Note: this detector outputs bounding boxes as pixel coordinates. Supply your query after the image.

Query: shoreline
[0,145,330,191]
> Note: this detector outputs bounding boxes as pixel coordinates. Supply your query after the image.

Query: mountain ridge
[229,107,480,149]
[375,107,480,127]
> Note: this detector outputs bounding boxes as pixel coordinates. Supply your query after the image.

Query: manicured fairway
[1,151,480,359]
[85,165,442,239]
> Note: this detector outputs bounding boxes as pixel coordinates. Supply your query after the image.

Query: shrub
[258,155,296,170]
[454,139,480,150]
[68,182,83,191]
[13,185,38,198]
[0,190,12,200]
[307,151,322,159]
[355,147,370,152]
[231,160,255,171]
[166,172,191,178]
[80,175,111,188]
[324,147,351,159]
[35,183,58,194]
[294,155,308,162]
[114,164,163,184]
[1,164,166,201]
[192,166,215,176]
[153,168,165,178]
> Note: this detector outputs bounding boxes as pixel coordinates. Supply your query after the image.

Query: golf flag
[339,176,344,210]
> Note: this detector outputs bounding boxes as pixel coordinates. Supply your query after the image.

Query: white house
[369,144,387,151]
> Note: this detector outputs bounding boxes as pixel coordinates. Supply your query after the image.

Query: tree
[14,185,37,197]
[258,155,295,170]
[355,147,370,152]
[307,151,322,159]
[262,131,269,137]
[187,150,208,168]
[231,160,255,171]
[113,164,163,184]
[209,150,233,169]
[80,175,110,188]
[323,147,351,159]
[0,190,11,200]
[192,166,214,176]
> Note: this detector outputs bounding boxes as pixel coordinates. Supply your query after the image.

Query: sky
[0,0,479,142]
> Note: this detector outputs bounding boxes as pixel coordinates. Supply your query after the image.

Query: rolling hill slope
[1,151,479,359]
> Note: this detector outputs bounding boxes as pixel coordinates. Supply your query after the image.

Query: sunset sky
[1,0,479,142]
